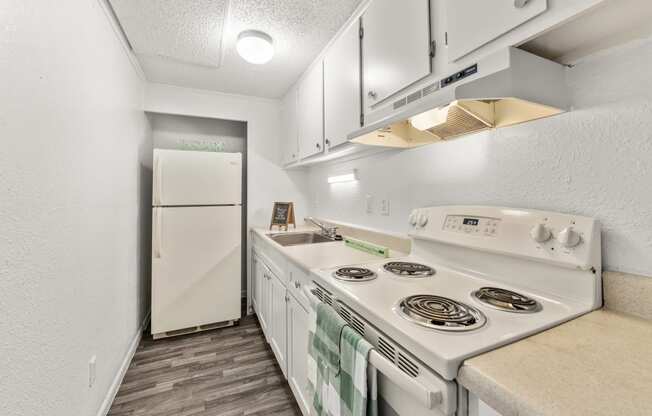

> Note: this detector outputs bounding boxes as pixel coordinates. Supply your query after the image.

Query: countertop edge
[458,364,543,416]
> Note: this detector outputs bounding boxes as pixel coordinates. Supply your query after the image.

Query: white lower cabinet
[252,253,269,335]
[269,270,289,377]
[287,293,311,414]
[252,240,311,415]
[468,391,503,416]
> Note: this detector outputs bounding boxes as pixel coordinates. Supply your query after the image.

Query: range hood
[349,47,569,148]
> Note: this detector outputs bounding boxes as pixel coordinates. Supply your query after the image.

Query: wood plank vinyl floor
[108,315,301,416]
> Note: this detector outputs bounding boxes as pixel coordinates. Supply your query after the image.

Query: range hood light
[328,170,358,184]
[409,106,449,131]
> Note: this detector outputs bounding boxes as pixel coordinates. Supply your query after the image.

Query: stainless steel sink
[268,232,334,247]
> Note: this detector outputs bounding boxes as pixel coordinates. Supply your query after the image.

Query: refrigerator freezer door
[152,206,242,334]
[153,149,242,206]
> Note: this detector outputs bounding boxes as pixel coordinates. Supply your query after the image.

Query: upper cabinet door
[362,0,431,111]
[445,0,548,62]
[324,20,361,149]
[298,62,324,159]
[280,85,299,165]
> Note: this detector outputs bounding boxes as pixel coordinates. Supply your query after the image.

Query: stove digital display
[463,218,479,226]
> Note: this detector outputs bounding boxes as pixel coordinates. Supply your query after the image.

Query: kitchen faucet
[307,217,338,239]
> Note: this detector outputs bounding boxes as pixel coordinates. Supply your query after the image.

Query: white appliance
[151,149,242,338]
[349,47,569,148]
[309,206,601,416]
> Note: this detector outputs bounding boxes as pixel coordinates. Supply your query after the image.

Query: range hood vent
[350,48,569,148]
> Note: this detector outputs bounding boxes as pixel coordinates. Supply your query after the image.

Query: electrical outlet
[88,355,96,388]
[380,199,390,216]
[365,194,373,214]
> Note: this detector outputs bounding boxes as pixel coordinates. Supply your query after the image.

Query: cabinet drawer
[253,235,288,284]
[287,260,311,309]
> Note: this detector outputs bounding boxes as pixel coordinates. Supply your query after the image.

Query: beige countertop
[252,226,407,271]
[458,308,652,416]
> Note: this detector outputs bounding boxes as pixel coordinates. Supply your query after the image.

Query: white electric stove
[307,206,602,416]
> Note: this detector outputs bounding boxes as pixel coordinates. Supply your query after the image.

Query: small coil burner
[396,294,486,331]
[333,267,377,282]
[384,261,435,277]
[472,287,541,313]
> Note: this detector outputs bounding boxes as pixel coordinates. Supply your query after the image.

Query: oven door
[304,284,458,416]
[371,350,457,416]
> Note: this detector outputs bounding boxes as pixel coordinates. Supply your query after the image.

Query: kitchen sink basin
[268,232,334,247]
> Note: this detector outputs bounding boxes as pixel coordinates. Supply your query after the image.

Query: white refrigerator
[151,149,242,337]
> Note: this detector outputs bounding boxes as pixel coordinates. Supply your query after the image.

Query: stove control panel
[443,215,501,237]
[409,206,601,272]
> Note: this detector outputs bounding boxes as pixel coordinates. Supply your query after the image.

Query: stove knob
[409,211,418,226]
[530,223,552,243]
[557,227,581,248]
[417,212,429,227]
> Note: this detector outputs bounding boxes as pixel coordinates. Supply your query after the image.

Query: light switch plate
[89,355,97,388]
[380,199,390,216]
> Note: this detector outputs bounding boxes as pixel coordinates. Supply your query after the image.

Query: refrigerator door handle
[153,154,158,205]
[153,207,162,258]
[155,155,164,205]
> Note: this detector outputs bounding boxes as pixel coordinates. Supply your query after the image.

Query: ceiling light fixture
[236,30,274,64]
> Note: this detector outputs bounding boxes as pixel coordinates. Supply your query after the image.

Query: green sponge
[344,237,390,258]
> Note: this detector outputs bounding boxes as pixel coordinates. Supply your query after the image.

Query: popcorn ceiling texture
[307,37,652,277]
[109,0,229,67]
[119,0,363,97]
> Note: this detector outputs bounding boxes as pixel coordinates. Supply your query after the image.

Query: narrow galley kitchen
[3,1,652,416]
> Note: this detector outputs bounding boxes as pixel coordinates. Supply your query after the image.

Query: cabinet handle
[368,90,378,100]
[316,142,321,149]
[292,153,296,159]
[294,281,301,289]
[514,0,529,8]
[325,139,330,147]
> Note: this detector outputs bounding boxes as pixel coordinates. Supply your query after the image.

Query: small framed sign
[270,202,296,231]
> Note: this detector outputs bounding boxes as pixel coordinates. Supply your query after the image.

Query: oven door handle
[369,349,442,409]
[302,284,442,409]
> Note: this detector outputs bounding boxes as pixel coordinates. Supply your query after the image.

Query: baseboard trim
[96,311,150,416]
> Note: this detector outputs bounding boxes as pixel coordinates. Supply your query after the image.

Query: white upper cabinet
[445,0,548,62]
[280,85,299,165]
[298,62,324,159]
[362,0,431,111]
[324,20,361,149]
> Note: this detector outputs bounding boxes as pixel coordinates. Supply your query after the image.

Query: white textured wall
[308,38,652,277]
[0,1,151,415]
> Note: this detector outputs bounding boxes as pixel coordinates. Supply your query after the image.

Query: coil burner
[396,294,486,332]
[472,287,541,313]
[333,267,377,282]
[384,262,435,278]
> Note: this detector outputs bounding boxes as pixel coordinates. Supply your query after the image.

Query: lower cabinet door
[253,255,269,335]
[287,294,311,415]
[269,272,288,377]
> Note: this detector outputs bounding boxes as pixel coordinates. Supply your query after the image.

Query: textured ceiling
[110,0,363,98]
[110,0,229,67]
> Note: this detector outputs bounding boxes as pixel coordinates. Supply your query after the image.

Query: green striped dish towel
[307,299,378,416]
